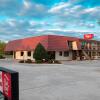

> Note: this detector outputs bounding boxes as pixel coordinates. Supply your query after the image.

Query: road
[0,59,100,100]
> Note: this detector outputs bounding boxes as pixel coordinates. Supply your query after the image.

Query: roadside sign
[3,72,11,99]
[0,67,19,100]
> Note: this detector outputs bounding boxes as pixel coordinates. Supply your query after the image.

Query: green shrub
[0,55,5,59]
[33,43,48,63]
[19,60,24,63]
[48,60,53,63]
[0,41,6,55]
[25,59,33,63]
[36,60,43,63]
[54,60,61,64]
[48,59,61,64]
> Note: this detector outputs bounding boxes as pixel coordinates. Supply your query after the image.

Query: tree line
[0,40,6,55]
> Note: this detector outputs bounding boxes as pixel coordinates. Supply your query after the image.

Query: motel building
[5,35,100,61]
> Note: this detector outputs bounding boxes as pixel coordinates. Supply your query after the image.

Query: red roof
[5,35,81,51]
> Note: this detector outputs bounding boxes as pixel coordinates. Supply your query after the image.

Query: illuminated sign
[3,73,11,99]
[0,72,11,99]
[0,67,19,100]
[84,34,94,39]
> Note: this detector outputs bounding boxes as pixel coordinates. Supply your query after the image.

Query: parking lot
[0,59,100,100]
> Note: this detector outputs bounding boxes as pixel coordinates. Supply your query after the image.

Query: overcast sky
[0,0,100,42]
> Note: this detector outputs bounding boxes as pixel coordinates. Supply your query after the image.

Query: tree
[0,40,6,55]
[33,43,48,62]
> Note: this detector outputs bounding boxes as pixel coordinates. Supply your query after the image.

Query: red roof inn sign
[0,67,19,100]
[0,72,11,99]
[84,34,94,39]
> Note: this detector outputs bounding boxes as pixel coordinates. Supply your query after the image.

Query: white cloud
[12,34,21,37]
[87,23,95,28]
[23,0,31,9]
[71,5,82,10]
[82,7,99,14]
[0,0,100,41]
[18,1,47,18]
[7,19,16,27]
[48,2,71,13]
[29,20,37,26]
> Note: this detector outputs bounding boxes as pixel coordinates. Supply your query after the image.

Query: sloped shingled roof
[5,35,80,51]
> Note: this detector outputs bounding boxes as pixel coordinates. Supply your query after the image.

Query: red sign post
[84,34,94,39]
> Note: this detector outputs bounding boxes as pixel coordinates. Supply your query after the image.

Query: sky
[0,0,100,42]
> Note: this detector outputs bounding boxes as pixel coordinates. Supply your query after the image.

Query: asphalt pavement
[0,59,100,100]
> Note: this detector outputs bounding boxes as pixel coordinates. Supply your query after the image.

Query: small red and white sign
[84,34,94,39]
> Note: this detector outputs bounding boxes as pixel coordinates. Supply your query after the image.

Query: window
[98,52,100,56]
[81,41,85,46]
[28,51,31,56]
[81,41,87,49]
[59,51,62,56]
[21,52,24,56]
[68,41,73,49]
[64,51,69,57]
[92,52,96,56]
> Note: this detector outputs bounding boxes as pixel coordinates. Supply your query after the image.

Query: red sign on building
[84,34,94,39]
